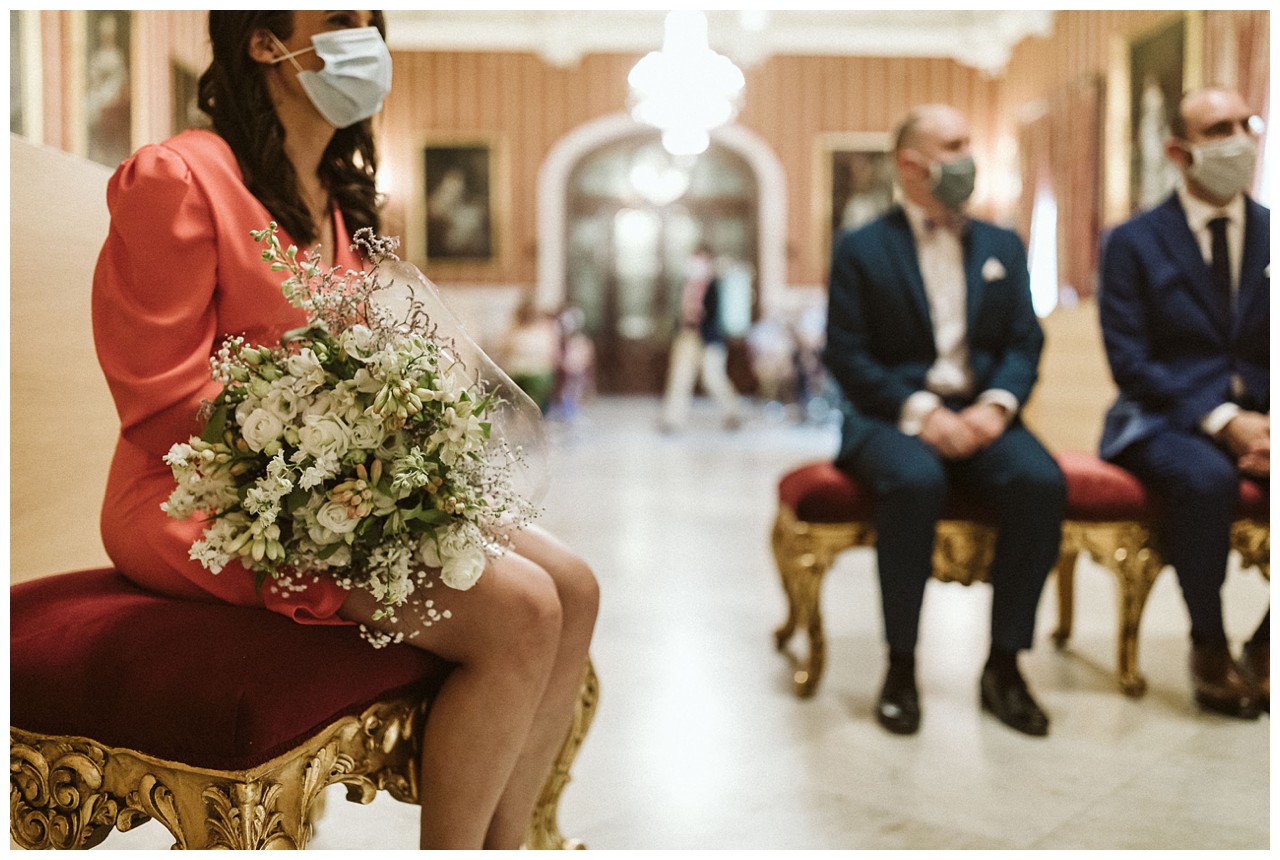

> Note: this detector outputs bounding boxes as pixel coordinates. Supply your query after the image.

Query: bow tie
[923,213,967,235]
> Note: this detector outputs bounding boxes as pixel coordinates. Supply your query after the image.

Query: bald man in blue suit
[1100,87,1269,719]
[824,104,1065,737]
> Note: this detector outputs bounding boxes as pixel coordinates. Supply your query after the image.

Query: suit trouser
[660,328,742,428]
[840,421,1066,655]
[1111,428,1269,645]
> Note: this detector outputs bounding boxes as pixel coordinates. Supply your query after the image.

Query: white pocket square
[981,257,1006,282]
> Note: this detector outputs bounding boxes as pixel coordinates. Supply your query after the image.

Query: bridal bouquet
[162,224,543,630]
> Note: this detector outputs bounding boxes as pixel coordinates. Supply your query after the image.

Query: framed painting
[1104,12,1203,221]
[814,132,895,271]
[172,61,209,136]
[68,10,135,167]
[10,10,42,140]
[415,138,501,266]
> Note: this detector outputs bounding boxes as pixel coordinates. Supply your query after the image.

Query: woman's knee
[554,555,600,636]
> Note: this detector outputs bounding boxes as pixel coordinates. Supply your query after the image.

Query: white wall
[10,134,117,581]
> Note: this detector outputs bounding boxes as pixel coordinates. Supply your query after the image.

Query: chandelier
[627,10,745,156]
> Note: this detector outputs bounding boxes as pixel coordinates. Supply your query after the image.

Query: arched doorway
[563,134,759,394]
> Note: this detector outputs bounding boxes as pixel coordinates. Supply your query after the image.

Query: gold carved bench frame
[10,660,598,850]
[772,506,1269,698]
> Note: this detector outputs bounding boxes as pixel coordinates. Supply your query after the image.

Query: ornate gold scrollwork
[771,507,999,698]
[1232,519,1270,580]
[931,521,995,585]
[202,781,295,850]
[9,733,125,850]
[525,659,600,850]
[12,676,596,850]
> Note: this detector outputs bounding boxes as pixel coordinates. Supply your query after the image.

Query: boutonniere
[981,257,1007,282]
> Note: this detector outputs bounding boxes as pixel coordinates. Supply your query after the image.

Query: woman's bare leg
[483,525,599,848]
[339,551,563,849]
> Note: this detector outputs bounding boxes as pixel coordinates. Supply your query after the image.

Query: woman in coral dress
[92,11,597,850]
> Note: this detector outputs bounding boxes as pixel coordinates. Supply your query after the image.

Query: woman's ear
[247,28,281,65]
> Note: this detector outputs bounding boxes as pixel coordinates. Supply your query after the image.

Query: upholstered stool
[772,454,1269,698]
[1050,452,1269,695]
[10,568,598,850]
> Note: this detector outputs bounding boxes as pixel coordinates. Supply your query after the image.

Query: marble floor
[91,395,1270,852]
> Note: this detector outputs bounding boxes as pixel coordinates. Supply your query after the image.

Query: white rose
[298,415,351,460]
[240,407,285,454]
[441,543,486,591]
[436,527,488,591]
[315,500,360,535]
[264,382,301,422]
[349,415,385,451]
[301,389,339,419]
[418,536,442,568]
[324,545,353,567]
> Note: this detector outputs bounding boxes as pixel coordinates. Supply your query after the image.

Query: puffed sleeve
[92,143,223,457]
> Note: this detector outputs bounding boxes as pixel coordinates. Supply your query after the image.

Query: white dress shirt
[1175,185,1249,437]
[897,201,1018,436]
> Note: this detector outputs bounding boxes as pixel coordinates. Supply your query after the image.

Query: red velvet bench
[10,568,598,850]
[772,452,1269,698]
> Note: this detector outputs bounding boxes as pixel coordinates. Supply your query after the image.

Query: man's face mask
[1180,133,1258,200]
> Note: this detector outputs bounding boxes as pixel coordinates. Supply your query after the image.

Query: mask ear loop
[268,31,312,73]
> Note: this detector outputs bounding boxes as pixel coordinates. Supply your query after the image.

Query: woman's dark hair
[197,11,385,245]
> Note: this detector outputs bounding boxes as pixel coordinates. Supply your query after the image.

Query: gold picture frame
[10,10,44,142]
[407,135,507,270]
[66,9,140,168]
[813,132,895,272]
[1103,11,1203,224]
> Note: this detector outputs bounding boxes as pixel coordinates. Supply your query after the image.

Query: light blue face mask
[272,26,392,128]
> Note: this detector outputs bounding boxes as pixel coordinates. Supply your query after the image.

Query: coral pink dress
[92,129,356,625]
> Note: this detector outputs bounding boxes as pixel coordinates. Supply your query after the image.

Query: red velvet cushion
[10,569,452,771]
[777,461,993,524]
[780,453,1268,525]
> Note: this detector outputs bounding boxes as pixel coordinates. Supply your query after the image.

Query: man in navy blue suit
[824,104,1066,736]
[1099,87,1269,718]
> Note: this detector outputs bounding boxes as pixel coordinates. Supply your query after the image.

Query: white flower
[264,381,301,422]
[342,325,377,361]
[315,499,361,535]
[349,414,386,451]
[438,526,488,591]
[286,348,327,393]
[240,408,285,454]
[298,414,351,461]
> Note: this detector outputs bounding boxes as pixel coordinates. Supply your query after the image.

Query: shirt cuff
[899,391,943,436]
[976,389,1020,426]
[1201,402,1242,438]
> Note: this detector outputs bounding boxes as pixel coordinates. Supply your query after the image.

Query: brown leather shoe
[1191,642,1260,719]
[1241,641,1269,713]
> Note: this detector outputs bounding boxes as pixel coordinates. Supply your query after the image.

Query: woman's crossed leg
[339,526,598,849]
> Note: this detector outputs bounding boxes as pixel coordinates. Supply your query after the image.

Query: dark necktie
[1208,216,1231,312]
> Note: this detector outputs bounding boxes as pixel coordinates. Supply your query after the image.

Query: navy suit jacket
[824,206,1044,463]
[1098,193,1270,460]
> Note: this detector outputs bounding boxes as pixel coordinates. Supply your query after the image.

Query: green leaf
[201,403,229,444]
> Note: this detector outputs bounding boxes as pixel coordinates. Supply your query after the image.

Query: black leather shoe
[980,666,1049,737]
[876,663,920,735]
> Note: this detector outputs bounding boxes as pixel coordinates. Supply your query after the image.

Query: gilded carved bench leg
[1231,519,1270,581]
[771,507,862,698]
[1051,527,1084,648]
[525,658,599,850]
[1078,522,1164,697]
